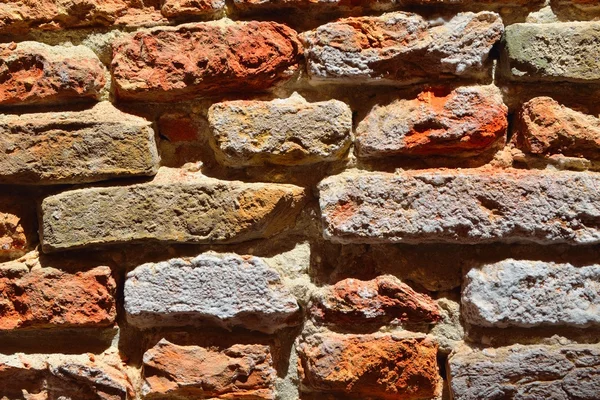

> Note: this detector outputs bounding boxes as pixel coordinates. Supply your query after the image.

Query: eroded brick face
[514,97,600,160]
[0,102,159,184]
[449,343,600,399]
[502,22,600,82]
[356,85,508,158]
[301,11,503,84]
[40,168,306,252]
[0,196,36,260]
[124,253,300,333]
[0,351,132,399]
[0,0,226,33]
[319,169,600,245]
[111,21,302,101]
[462,259,600,328]
[0,42,106,106]
[142,339,276,399]
[1,1,599,399]
[0,254,116,330]
[233,0,543,13]
[161,0,225,17]
[310,275,442,327]
[298,334,442,399]
[208,94,352,166]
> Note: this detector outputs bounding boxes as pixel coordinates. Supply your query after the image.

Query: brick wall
[1,0,600,399]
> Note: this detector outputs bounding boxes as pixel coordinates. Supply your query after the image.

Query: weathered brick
[448,343,600,400]
[462,259,600,328]
[40,167,306,252]
[125,253,300,333]
[0,101,159,185]
[298,333,442,399]
[0,42,106,107]
[112,21,302,101]
[0,0,165,33]
[356,86,507,158]
[161,0,225,17]
[514,97,600,161]
[142,339,276,399]
[232,0,396,11]
[410,0,539,3]
[318,169,600,245]
[233,0,541,12]
[301,11,503,84]
[502,22,600,82]
[551,0,600,20]
[0,252,116,330]
[158,112,200,143]
[208,94,352,167]
[0,352,132,399]
[311,275,441,326]
[0,196,36,260]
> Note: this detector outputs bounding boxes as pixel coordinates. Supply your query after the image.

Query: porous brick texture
[1,0,599,399]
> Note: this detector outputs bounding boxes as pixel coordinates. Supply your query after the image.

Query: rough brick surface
[232,0,396,11]
[410,0,539,3]
[298,333,442,399]
[112,21,302,101]
[448,343,600,400]
[301,11,503,84]
[0,352,131,400]
[551,0,600,20]
[0,253,116,330]
[125,253,300,333]
[233,0,540,11]
[1,1,599,398]
[318,169,600,245]
[142,339,276,399]
[161,0,225,17]
[0,196,36,260]
[356,85,507,158]
[0,102,159,185]
[158,112,200,143]
[0,0,165,33]
[514,97,600,160]
[462,259,600,328]
[40,168,306,252]
[0,41,106,106]
[502,22,600,82]
[208,94,352,166]
[310,275,441,326]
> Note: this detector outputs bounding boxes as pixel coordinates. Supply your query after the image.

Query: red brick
[0,42,106,106]
[158,112,200,142]
[161,0,225,17]
[356,86,508,158]
[406,0,541,3]
[301,12,503,84]
[0,197,36,260]
[298,333,442,399]
[0,254,116,330]
[111,21,302,102]
[142,339,276,399]
[311,275,441,327]
[0,352,132,399]
[514,97,600,160]
[0,0,165,33]
[233,0,540,11]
